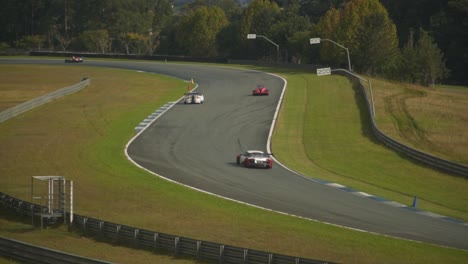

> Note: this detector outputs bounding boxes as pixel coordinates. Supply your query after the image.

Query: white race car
[236,150,273,168]
[184,92,204,104]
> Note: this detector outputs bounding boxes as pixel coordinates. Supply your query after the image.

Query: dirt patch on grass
[373,79,468,164]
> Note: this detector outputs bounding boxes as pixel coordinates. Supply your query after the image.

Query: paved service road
[3,59,468,250]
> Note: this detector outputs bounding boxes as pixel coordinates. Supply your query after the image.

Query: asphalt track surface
[3,59,468,251]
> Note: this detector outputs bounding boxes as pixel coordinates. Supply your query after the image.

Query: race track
[3,58,468,250]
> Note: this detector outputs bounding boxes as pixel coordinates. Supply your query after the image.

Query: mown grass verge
[0,62,467,264]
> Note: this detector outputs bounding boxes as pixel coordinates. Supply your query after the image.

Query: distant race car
[184,92,204,104]
[236,150,273,168]
[252,85,269,96]
[65,56,83,63]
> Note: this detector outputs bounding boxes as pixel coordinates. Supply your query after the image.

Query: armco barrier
[0,237,112,264]
[0,78,90,123]
[73,215,332,264]
[355,77,468,177]
[371,122,468,176]
[0,193,336,264]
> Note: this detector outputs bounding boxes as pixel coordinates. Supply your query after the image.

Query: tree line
[1,0,466,85]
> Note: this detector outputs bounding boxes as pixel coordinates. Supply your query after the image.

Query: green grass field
[0,62,467,264]
[268,69,468,221]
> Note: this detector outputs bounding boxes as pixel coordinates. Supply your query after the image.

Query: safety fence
[0,193,336,264]
[0,78,90,123]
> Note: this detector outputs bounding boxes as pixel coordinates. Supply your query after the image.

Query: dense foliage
[0,0,466,85]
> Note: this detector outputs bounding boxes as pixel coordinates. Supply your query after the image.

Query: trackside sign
[316,67,331,76]
[309,38,321,44]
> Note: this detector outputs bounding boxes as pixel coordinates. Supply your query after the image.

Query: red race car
[65,56,83,63]
[252,85,269,96]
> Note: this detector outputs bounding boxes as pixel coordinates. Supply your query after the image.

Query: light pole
[247,34,279,63]
[310,38,352,72]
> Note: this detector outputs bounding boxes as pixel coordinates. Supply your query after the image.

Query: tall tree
[240,0,281,37]
[239,0,281,60]
[270,0,311,46]
[316,0,399,75]
[380,0,448,47]
[354,6,400,75]
[299,0,345,23]
[416,29,449,86]
[430,0,468,84]
[399,29,422,83]
[175,6,228,57]
[270,0,312,61]
[288,30,316,64]
[80,29,109,53]
[398,28,449,86]
[181,0,242,18]
[313,7,342,66]
[214,0,244,58]
[153,0,174,31]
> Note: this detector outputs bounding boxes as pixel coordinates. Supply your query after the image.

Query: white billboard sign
[310,38,321,44]
[316,67,331,76]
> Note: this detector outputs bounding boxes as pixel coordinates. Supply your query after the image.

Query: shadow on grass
[0,207,36,233]
[0,207,66,232]
[350,80,380,145]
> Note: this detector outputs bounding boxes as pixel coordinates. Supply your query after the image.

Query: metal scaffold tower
[31,176,73,230]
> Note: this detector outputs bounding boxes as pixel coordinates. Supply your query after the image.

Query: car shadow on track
[227,162,271,169]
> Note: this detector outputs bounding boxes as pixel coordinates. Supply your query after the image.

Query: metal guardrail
[0,237,112,264]
[0,78,90,123]
[0,193,336,264]
[357,79,468,177]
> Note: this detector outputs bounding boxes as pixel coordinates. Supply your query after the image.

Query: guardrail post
[83,217,88,235]
[219,245,225,263]
[243,249,248,264]
[116,225,121,242]
[196,241,201,259]
[99,221,104,238]
[17,201,22,214]
[153,232,159,250]
[174,237,180,255]
[30,204,34,226]
[134,229,139,247]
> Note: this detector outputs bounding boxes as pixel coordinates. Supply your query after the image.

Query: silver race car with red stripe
[236,150,273,168]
